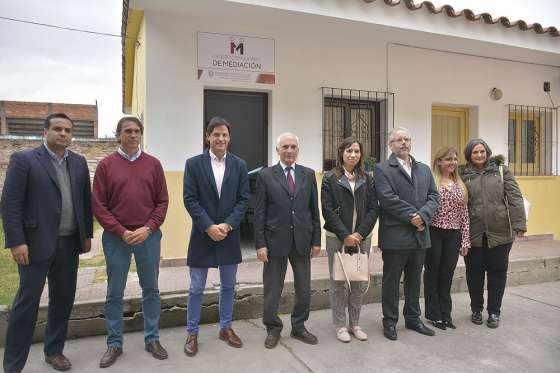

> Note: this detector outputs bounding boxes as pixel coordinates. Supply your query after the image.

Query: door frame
[431,106,470,163]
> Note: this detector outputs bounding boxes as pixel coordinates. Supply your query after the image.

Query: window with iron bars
[322,88,394,172]
[507,105,558,176]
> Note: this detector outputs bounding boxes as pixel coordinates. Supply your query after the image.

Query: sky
[0,0,558,139]
[0,0,123,137]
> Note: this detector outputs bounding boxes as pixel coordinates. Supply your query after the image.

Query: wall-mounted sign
[197,32,275,84]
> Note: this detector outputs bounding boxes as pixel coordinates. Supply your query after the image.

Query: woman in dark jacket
[321,137,379,343]
[460,139,526,329]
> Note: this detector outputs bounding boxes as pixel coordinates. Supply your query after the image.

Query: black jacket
[1,145,93,262]
[321,170,379,241]
[254,163,321,257]
[374,153,439,250]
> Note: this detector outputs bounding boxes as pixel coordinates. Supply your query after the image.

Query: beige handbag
[333,246,370,292]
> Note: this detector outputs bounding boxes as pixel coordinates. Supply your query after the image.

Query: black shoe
[471,311,483,325]
[429,320,446,330]
[145,340,168,360]
[405,320,435,336]
[487,314,500,329]
[383,324,397,341]
[443,319,456,329]
[290,327,318,345]
[264,334,281,349]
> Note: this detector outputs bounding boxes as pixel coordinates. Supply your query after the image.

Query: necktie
[286,166,295,195]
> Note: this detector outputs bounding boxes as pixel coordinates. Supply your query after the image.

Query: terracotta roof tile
[363,0,559,37]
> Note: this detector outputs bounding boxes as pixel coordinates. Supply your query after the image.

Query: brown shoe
[184,334,198,357]
[99,346,122,368]
[264,334,281,349]
[45,354,72,371]
[145,340,168,360]
[219,327,243,348]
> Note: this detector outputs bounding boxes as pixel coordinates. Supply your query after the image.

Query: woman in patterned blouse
[424,146,470,330]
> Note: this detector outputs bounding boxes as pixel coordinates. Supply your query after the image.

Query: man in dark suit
[255,132,321,349]
[374,127,439,341]
[183,117,249,357]
[2,113,93,373]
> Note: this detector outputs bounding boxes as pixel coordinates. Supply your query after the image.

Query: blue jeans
[103,230,162,347]
[186,264,238,335]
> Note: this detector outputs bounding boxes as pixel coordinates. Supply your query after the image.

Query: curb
[0,256,558,348]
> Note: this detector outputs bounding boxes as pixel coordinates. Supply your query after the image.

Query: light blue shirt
[44,142,69,165]
[117,147,142,162]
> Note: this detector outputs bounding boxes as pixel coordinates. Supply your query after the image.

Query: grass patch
[0,230,20,305]
[0,218,137,306]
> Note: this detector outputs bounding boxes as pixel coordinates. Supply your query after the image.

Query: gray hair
[276,132,300,147]
[388,127,411,142]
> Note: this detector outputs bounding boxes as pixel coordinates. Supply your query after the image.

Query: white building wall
[141,2,560,171]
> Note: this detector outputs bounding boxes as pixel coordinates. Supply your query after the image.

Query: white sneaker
[336,327,351,343]
[349,326,368,341]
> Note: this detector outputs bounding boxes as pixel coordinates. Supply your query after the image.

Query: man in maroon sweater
[92,117,169,368]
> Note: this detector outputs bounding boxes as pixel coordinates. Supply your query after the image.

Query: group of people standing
[1,114,525,372]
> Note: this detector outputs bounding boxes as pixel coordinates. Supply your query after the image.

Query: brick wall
[0,100,98,137]
[0,138,118,194]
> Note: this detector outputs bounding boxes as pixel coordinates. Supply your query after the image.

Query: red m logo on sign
[230,42,244,55]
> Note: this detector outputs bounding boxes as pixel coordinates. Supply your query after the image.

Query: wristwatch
[146,227,152,235]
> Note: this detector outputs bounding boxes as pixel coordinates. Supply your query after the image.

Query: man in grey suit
[374,127,439,341]
[255,133,321,349]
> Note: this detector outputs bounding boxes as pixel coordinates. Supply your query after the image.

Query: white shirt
[279,161,296,184]
[210,150,227,197]
[118,147,142,162]
[397,156,412,178]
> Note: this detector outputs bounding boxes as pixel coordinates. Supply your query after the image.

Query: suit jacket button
[292,211,295,214]
[290,225,294,229]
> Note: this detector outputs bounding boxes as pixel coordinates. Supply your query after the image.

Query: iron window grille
[507,104,558,176]
[321,87,394,172]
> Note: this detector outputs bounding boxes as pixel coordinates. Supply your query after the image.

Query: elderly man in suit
[2,113,93,373]
[255,132,321,349]
[374,127,439,341]
[183,117,249,357]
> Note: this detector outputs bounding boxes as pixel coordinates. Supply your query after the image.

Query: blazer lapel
[221,154,233,199]
[273,163,291,196]
[293,164,305,198]
[66,152,80,207]
[389,153,413,185]
[354,177,366,192]
[36,145,60,190]
[336,174,353,194]
[202,151,219,199]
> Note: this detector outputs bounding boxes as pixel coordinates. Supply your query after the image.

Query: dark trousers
[464,235,512,315]
[262,249,311,335]
[381,248,426,326]
[3,235,79,373]
[423,227,460,321]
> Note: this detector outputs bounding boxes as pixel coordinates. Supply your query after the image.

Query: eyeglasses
[390,137,411,144]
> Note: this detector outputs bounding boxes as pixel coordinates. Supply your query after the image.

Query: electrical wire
[0,15,133,39]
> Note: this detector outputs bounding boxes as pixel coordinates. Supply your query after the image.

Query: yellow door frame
[431,106,469,163]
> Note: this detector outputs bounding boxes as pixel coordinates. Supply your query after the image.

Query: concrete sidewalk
[11,281,560,373]
[55,238,560,304]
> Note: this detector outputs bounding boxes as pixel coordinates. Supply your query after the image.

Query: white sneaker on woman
[349,326,368,341]
[336,327,351,343]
